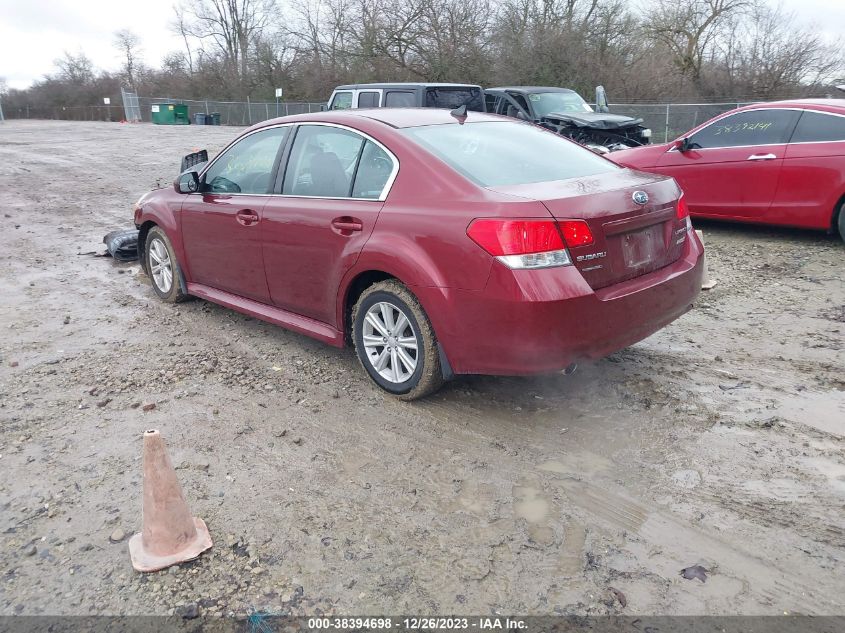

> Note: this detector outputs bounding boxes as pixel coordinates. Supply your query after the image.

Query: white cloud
[0,0,185,89]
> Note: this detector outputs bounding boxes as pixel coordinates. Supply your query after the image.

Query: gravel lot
[0,120,843,617]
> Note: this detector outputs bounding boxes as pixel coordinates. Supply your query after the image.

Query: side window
[283,126,365,198]
[203,127,287,194]
[425,88,484,111]
[357,91,380,108]
[484,93,497,112]
[509,93,530,112]
[352,141,394,199]
[330,91,353,110]
[688,109,799,149]
[790,111,845,143]
[385,91,415,107]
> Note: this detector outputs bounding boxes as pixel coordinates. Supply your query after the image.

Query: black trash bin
[211,112,221,125]
[205,113,214,125]
[193,112,206,125]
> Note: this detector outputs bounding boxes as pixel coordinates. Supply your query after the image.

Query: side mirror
[674,138,691,152]
[175,171,200,194]
[516,111,529,121]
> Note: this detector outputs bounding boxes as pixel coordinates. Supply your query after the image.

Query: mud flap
[438,342,454,381]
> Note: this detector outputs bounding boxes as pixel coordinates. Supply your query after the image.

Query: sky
[0,0,843,90]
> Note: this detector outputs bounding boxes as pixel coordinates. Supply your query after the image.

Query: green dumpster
[151,103,190,125]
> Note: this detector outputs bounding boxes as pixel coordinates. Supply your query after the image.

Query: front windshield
[529,92,593,118]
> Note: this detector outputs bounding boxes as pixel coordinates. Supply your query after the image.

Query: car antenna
[450,104,468,120]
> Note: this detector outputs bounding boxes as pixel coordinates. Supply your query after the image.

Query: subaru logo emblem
[632,191,649,205]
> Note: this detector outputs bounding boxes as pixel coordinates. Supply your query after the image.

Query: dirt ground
[0,120,843,617]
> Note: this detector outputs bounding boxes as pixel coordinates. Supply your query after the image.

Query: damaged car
[485,86,651,153]
[134,108,702,399]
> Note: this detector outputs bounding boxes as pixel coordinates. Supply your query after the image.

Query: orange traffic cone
[128,429,212,572]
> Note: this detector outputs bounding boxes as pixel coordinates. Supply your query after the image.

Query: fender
[336,232,491,371]
[336,235,448,331]
[134,191,189,279]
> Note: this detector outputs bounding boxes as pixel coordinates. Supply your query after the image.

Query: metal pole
[276,97,279,117]
[0,96,5,122]
[247,95,251,124]
[664,104,670,143]
[265,102,269,120]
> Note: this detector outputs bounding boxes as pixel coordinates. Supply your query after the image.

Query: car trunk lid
[489,170,688,290]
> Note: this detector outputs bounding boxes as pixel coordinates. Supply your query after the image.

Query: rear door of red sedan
[654,108,800,219]
[261,123,398,325]
[770,108,845,229]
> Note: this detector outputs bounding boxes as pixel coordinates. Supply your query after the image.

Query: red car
[610,99,845,240]
[134,109,703,399]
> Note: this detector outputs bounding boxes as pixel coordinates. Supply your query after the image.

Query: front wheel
[145,226,188,303]
[352,280,443,400]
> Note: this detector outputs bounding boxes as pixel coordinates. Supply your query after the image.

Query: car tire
[352,280,443,400]
[838,201,845,244]
[145,226,188,303]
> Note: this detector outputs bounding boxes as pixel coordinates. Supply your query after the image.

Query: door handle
[331,217,363,233]
[236,209,259,226]
[747,153,777,161]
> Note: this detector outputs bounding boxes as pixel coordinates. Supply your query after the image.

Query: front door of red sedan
[182,126,289,303]
[261,124,397,324]
[655,108,801,219]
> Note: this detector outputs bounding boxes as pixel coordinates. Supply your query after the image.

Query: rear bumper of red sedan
[420,233,704,376]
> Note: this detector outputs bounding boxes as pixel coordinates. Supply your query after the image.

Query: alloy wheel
[361,301,419,383]
[148,237,173,294]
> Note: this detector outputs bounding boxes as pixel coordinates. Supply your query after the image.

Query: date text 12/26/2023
[306,618,528,630]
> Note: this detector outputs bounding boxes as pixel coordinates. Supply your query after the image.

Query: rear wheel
[837,201,845,244]
[352,280,443,400]
[145,226,188,303]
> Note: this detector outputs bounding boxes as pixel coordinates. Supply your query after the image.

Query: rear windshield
[425,88,485,112]
[402,121,618,187]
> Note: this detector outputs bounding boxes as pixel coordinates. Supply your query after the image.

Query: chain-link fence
[2,97,326,125]
[3,95,758,138]
[610,102,757,143]
[136,97,325,125]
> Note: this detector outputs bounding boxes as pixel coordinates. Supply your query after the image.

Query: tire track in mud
[544,474,839,615]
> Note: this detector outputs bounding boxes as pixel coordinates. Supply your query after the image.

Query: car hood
[607,143,669,169]
[541,111,644,130]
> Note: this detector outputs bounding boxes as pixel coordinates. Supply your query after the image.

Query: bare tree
[54,52,95,85]
[715,2,844,99]
[113,29,143,90]
[174,0,279,94]
[643,0,750,88]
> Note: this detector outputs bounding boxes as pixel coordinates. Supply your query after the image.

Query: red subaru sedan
[610,100,845,240]
[134,109,703,399]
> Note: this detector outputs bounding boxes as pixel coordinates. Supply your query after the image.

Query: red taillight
[676,194,689,220]
[466,219,564,256]
[558,220,594,248]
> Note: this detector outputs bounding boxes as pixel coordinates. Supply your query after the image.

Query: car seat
[309,151,349,197]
